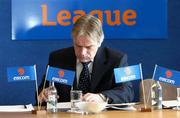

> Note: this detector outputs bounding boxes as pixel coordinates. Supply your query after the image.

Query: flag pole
[139,63,147,109]
[34,65,40,111]
[39,65,49,110]
[146,64,157,108]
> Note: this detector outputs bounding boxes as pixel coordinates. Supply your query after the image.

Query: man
[39,15,134,104]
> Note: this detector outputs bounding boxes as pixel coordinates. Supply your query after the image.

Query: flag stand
[32,65,47,115]
[138,64,151,112]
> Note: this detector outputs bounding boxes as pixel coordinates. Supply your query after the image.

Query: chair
[139,79,177,106]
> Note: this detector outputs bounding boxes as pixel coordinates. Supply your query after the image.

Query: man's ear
[97,41,102,47]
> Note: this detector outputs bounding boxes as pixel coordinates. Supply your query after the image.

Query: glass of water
[70,90,82,112]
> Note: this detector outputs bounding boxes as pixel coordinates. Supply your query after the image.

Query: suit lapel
[90,47,108,92]
[65,47,76,71]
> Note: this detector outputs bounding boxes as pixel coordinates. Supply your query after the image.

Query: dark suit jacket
[39,46,134,104]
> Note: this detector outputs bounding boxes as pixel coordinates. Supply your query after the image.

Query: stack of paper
[107,102,138,111]
[162,100,180,108]
[0,104,34,112]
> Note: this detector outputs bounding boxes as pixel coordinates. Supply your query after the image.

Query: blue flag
[7,65,36,82]
[153,65,180,87]
[114,64,142,83]
[46,66,75,86]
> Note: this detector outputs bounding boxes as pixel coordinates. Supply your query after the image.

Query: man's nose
[80,47,87,56]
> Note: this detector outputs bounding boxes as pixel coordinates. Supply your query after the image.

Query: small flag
[153,65,180,87]
[46,66,75,86]
[114,64,142,83]
[7,65,36,82]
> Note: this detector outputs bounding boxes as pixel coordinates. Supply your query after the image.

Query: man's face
[73,35,100,62]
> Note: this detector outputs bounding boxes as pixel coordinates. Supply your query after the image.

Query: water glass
[70,90,82,112]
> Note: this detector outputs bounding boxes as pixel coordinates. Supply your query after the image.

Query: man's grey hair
[72,15,104,45]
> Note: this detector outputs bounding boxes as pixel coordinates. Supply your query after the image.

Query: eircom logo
[124,67,132,76]
[165,70,172,78]
[18,68,25,76]
[51,70,68,84]
[58,70,65,78]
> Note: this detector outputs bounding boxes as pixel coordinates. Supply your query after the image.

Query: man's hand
[82,93,106,103]
[38,89,48,103]
[38,87,59,104]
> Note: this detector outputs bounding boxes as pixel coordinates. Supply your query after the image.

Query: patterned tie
[78,62,91,94]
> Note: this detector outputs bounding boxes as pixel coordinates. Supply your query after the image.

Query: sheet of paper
[56,102,139,111]
[0,104,34,112]
[106,102,138,111]
[162,100,180,108]
[107,105,137,111]
[57,102,71,109]
[107,102,139,107]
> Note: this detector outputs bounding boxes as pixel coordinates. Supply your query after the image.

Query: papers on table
[0,104,34,112]
[56,102,71,112]
[162,100,180,108]
[1,101,178,113]
[47,102,70,110]
[57,102,71,109]
[57,102,138,112]
[108,102,138,107]
[107,105,137,111]
[107,102,139,111]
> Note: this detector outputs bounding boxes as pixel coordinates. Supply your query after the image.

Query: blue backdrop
[12,0,167,40]
[0,0,180,105]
